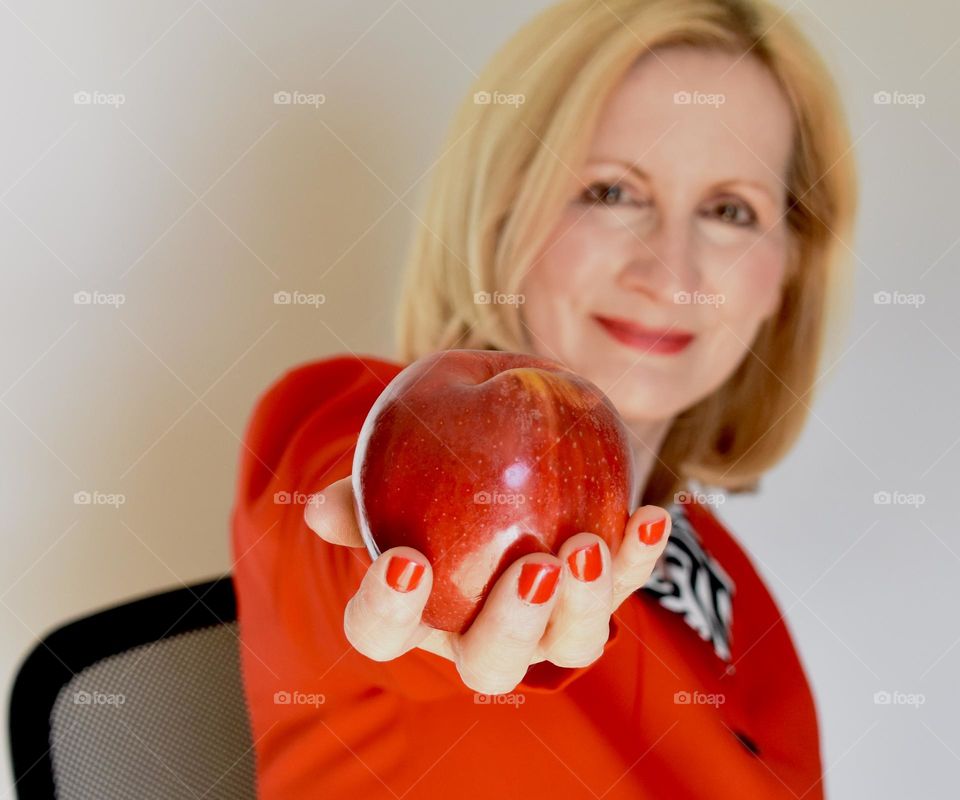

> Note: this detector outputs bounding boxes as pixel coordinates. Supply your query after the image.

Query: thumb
[303,475,365,548]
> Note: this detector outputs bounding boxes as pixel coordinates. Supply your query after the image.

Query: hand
[304,476,671,695]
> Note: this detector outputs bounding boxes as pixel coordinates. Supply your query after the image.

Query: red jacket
[230,354,824,798]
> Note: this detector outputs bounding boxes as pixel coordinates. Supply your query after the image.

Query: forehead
[586,46,795,185]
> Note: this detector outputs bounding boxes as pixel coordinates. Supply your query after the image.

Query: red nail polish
[567,542,602,582]
[638,516,667,545]
[518,562,560,604]
[386,556,425,593]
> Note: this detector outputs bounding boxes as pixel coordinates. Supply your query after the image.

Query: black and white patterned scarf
[640,502,736,662]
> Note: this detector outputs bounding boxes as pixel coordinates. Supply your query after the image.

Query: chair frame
[7,574,240,799]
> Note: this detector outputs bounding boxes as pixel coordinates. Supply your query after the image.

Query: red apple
[352,349,637,633]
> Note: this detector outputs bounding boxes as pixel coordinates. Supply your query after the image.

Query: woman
[231,0,857,796]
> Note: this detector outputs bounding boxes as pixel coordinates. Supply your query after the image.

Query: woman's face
[518,46,795,423]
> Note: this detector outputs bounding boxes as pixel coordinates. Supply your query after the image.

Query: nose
[616,213,701,303]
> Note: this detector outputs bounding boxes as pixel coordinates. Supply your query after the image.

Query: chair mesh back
[47,621,255,799]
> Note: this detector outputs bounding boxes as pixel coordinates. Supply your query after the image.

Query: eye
[578,181,646,208]
[702,195,757,227]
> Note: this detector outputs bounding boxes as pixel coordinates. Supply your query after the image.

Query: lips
[592,314,695,355]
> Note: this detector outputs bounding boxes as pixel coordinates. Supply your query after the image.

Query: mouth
[592,314,695,356]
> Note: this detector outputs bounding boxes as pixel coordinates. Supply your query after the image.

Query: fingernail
[517,562,561,604]
[638,516,667,546]
[567,542,602,582]
[386,556,425,593]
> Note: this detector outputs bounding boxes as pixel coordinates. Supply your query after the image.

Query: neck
[625,417,674,507]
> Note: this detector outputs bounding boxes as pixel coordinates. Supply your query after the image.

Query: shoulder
[669,495,816,690]
[236,353,405,508]
[256,353,404,413]
[245,353,405,446]
[671,497,823,769]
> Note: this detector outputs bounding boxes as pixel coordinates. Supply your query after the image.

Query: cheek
[520,212,624,307]
[684,238,788,397]
[714,237,787,328]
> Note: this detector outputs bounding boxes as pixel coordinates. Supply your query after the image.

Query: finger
[456,554,562,694]
[303,476,363,547]
[343,546,433,661]
[611,505,672,610]
[540,533,614,668]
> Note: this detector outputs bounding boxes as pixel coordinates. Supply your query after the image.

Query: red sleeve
[230,354,624,704]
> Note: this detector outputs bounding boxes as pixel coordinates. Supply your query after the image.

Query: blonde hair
[395,0,858,507]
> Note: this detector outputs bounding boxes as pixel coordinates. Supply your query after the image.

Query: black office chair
[7,575,257,799]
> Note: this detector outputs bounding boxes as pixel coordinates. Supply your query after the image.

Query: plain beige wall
[2,1,959,796]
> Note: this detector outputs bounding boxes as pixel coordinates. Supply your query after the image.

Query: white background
[2,1,958,796]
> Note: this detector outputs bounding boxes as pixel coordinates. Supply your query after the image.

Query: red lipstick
[593,315,694,355]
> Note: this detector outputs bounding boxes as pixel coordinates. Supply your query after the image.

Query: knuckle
[545,620,609,667]
[495,623,540,652]
[458,643,529,694]
[459,665,520,696]
[549,646,604,669]
[374,594,421,628]
[343,617,392,661]
[343,597,411,661]
[614,561,656,594]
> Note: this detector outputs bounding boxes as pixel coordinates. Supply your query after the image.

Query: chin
[570,357,690,422]
[608,384,691,422]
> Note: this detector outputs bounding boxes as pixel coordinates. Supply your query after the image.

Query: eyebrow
[586,158,782,203]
